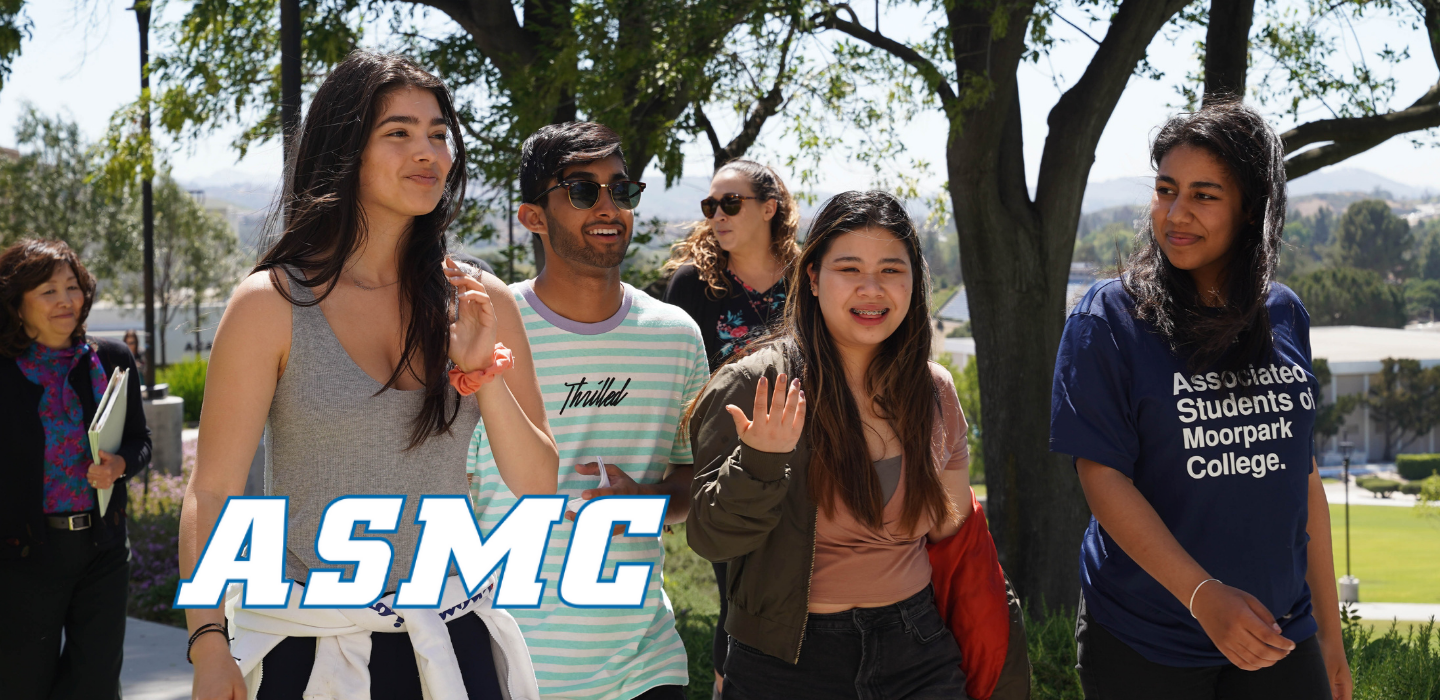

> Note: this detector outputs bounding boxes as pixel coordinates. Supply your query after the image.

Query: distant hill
[188,165,1433,224]
[1287,167,1434,199]
[1080,167,1436,213]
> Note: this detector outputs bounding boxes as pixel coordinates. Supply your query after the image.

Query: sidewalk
[1323,475,1424,508]
[1350,602,1440,623]
[121,617,191,700]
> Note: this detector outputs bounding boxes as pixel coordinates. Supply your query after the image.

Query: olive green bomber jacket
[686,346,819,664]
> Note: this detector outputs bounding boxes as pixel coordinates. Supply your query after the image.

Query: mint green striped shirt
[468,280,709,699]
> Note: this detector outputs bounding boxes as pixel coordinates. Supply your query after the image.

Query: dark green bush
[1401,482,1424,495]
[1343,607,1440,699]
[157,358,207,423]
[1397,454,1440,481]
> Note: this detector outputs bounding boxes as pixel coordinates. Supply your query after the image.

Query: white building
[940,325,1440,466]
[1314,326,1440,465]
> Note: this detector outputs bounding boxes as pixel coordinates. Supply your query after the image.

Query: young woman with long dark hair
[1050,101,1351,699]
[686,191,974,699]
[661,159,799,697]
[180,51,557,700]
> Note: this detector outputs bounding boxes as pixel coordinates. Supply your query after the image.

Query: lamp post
[1338,437,1359,603]
[129,2,156,396]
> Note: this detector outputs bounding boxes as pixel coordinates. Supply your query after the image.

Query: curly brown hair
[0,238,96,358]
[662,159,799,297]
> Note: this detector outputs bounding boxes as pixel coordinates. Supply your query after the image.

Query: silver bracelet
[1189,578,1220,618]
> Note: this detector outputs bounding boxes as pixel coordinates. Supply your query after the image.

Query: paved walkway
[1324,475,1424,508]
[1350,602,1440,623]
[121,617,191,700]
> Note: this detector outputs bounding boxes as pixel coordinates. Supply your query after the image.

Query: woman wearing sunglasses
[661,159,799,698]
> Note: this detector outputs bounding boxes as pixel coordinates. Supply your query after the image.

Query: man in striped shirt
[467,122,708,700]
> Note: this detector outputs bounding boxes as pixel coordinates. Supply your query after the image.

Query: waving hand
[726,373,806,454]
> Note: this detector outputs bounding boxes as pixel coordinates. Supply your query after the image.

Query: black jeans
[255,612,504,699]
[633,684,688,700]
[1076,597,1332,700]
[0,527,130,700]
[722,586,968,700]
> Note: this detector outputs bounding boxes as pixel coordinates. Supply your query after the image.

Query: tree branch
[409,0,536,79]
[1035,0,1190,215]
[709,21,796,168]
[693,103,726,163]
[1203,0,1255,102]
[1282,88,1440,152]
[814,3,957,109]
[1053,13,1101,46]
[1282,73,1440,179]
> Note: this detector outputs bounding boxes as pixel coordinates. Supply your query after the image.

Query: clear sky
[4,1,1437,199]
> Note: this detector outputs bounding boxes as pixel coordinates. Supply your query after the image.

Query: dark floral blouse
[664,263,789,371]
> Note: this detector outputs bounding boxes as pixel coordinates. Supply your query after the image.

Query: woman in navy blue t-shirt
[1051,101,1350,699]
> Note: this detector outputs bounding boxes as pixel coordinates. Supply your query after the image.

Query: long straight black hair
[772,191,952,533]
[1124,100,1287,375]
[255,50,468,448]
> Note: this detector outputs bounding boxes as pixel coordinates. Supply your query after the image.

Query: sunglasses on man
[700,193,759,219]
[529,179,647,210]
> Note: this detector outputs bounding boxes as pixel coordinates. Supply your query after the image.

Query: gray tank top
[266,269,481,592]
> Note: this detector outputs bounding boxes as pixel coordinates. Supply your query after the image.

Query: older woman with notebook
[0,238,153,700]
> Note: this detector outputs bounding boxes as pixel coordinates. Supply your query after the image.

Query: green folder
[87,367,128,517]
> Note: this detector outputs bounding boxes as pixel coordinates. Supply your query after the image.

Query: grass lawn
[1329,504,1440,604]
[662,525,722,700]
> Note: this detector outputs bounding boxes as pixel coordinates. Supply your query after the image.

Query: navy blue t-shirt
[1050,279,1319,667]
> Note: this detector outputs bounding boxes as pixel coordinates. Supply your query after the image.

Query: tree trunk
[948,93,1089,614]
[944,0,1190,611]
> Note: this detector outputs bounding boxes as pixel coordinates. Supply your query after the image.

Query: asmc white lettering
[1186,452,1284,480]
[177,495,671,611]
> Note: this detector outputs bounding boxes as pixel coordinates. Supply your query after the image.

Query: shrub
[1397,454,1440,481]
[1358,477,1401,498]
[125,437,192,627]
[157,358,207,423]
[1417,475,1440,520]
[1342,608,1440,699]
[1400,482,1423,495]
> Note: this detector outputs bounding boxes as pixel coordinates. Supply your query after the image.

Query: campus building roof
[1310,326,1440,375]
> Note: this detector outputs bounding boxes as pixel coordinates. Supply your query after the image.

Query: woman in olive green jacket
[688,191,1014,699]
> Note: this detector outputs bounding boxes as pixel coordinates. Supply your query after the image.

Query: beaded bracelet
[186,622,230,664]
[448,343,514,396]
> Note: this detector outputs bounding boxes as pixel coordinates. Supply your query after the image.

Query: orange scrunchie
[447,343,514,396]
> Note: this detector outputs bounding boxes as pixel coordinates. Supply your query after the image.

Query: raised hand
[726,372,806,454]
[444,256,499,372]
[1191,581,1297,671]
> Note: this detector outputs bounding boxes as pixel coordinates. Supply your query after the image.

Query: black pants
[256,613,503,699]
[0,527,130,700]
[713,561,729,676]
[1076,598,1332,700]
[722,586,967,700]
[633,684,688,700]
